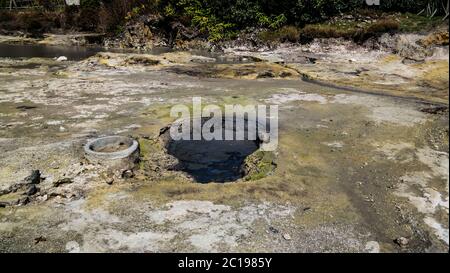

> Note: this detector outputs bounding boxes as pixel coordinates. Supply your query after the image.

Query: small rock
[402,57,422,64]
[106,178,114,185]
[257,71,275,78]
[279,71,292,78]
[65,241,80,253]
[37,194,48,202]
[282,233,292,241]
[420,106,448,115]
[24,170,41,185]
[394,237,409,247]
[365,241,380,253]
[268,226,279,234]
[53,178,73,187]
[0,201,9,208]
[25,185,38,196]
[0,188,10,195]
[17,196,29,206]
[122,170,134,179]
[56,56,68,62]
[34,236,47,244]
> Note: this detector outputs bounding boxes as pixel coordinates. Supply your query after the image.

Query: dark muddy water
[0,43,103,60]
[164,117,264,183]
[0,43,253,64]
[168,138,259,183]
[0,43,174,60]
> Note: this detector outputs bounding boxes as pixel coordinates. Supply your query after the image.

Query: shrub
[366,19,400,33]
[301,24,353,39]
[379,0,449,15]
[97,0,156,33]
[0,11,15,22]
[78,7,99,31]
[300,18,400,43]
[278,26,300,42]
[354,19,400,42]
[1,0,446,42]
[260,25,300,43]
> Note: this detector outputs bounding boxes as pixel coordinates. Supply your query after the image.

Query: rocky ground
[223,29,449,104]
[0,29,448,252]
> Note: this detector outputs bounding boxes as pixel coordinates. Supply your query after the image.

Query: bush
[158,0,364,41]
[366,19,400,33]
[353,19,400,42]
[259,25,300,43]
[0,0,446,41]
[379,0,449,15]
[78,7,99,31]
[301,24,353,39]
[0,11,15,22]
[97,0,156,33]
[278,26,300,42]
[300,19,401,43]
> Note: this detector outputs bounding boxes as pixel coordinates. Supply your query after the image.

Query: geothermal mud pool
[0,44,448,252]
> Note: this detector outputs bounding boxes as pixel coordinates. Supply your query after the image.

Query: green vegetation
[302,12,444,41]
[298,18,401,41]
[398,12,445,32]
[260,12,445,43]
[0,0,448,42]
[244,150,277,181]
[259,26,301,43]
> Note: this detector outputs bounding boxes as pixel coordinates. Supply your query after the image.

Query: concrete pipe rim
[84,136,139,160]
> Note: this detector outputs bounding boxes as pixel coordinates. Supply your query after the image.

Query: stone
[34,236,47,244]
[17,196,30,206]
[56,56,68,62]
[106,178,114,185]
[37,194,48,202]
[402,57,424,64]
[396,35,428,62]
[256,71,275,78]
[65,241,81,253]
[365,241,380,253]
[394,237,409,247]
[269,226,279,234]
[282,233,292,240]
[25,185,38,196]
[24,170,41,185]
[0,188,11,195]
[122,170,135,179]
[53,178,73,187]
[279,71,293,78]
[418,31,449,47]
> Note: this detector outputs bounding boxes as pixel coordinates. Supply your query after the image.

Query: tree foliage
[1,0,447,40]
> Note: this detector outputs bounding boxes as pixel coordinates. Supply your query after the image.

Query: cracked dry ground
[0,53,448,253]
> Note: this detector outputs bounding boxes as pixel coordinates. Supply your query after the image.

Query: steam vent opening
[163,117,265,183]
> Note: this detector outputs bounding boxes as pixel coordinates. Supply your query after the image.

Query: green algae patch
[243,150,277,181]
